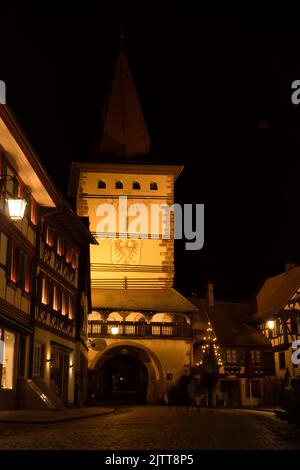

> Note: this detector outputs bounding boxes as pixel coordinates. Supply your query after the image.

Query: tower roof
[99,52,151,157]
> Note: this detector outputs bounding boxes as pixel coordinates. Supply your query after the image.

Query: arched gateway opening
[88,345,163,404]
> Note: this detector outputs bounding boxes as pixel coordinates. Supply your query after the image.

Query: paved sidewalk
[242,406,285,413]
[0,407,115,424]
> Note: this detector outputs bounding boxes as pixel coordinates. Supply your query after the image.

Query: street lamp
[0,175,27,220]
[267,320,275,330]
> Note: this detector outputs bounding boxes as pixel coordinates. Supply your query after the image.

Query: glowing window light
[111,326,119,335]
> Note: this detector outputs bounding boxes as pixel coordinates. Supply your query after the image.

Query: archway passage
[89,352,148,405]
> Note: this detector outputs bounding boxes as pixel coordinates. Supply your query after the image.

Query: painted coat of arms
[111,239,142,265]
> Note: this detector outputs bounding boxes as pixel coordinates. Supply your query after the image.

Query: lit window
[71,250,78,270]
[6,242,19,284]
[251,350,261,364]
[65,245,72,264]
[61,290,67,316]
[10,246,18,283]
[0,329,15,390]
[132,181,140,190]
[150,182,158,190]
[98,180,106,189]
[24,255,31,294]
[226,350,237,364]
[151,325,161,335]
[68,295,74,320]
[41,276,50,305]
[53,285,59,311]
[30,197,37,225]
[45,226,54,247]
[57,237,64,257]
[115,181,123,189]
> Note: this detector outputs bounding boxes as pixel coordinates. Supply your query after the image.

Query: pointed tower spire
[99,52,151,157]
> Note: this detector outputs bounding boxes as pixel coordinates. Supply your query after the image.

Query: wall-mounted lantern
[0,175,27,220]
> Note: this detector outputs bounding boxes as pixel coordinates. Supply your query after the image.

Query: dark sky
[2,15,300,301]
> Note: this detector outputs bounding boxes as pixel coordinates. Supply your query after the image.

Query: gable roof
[0,105,60,207]
[99,52,151,157]
[253,266,300,320]
[188,297,270,347]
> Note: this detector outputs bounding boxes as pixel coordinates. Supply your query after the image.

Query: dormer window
[98,180,106,189]
[132,181,140,190]
[150,182,158,190]
[115,181,123,189]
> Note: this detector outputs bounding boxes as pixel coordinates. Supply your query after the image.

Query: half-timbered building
[254,264,300,384]
[0,105,95,409]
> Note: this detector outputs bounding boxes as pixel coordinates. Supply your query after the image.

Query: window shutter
[18,180,25,198]
[30,197,37,225]
[12,247,18,283]
[24,187,31,219]
[49,280,53,307]
[17,251,25,288]
[24,255,31,293]
[37,272,43,303]
[30,262,36,296]
[6,239,12,280]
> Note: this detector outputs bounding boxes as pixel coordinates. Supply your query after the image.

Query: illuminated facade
[189,292,273,407]
[0,105,95,409]
[69,52,197,403]
[254,264,300,382]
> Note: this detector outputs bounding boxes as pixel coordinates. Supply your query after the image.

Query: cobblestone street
[0,406,299,450]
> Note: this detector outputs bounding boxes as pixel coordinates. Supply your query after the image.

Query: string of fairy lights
[199,321,223,367]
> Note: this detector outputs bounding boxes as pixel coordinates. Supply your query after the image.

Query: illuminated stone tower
[69,52,197,404]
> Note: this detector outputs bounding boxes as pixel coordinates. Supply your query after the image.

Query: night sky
[2,15,300,302]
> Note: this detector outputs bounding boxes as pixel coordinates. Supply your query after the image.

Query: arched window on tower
[98,180,106,189]
[115,181,123,189]
[150,182,158,190]
[132,181,140,190]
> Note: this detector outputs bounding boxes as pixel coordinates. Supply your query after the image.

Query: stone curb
[0,408,116,424]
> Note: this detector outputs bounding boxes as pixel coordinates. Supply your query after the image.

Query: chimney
[207,281,214,307]
[285,262,297,273]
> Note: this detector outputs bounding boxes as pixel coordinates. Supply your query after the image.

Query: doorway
[50,348,69,402]
[91,354,148,404]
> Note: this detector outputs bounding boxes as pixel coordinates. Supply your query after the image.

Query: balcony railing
[88,321,192,338]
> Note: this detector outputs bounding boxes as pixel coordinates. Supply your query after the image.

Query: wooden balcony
[88,321,192,338]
